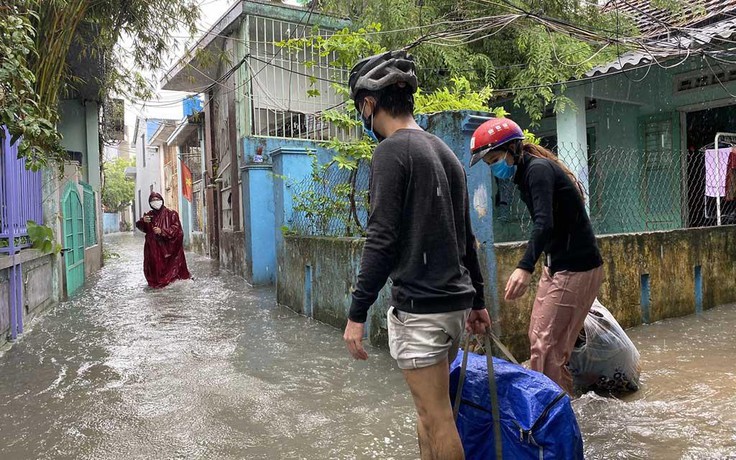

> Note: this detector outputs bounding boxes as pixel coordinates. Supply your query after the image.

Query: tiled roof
[585,3,736,77]
[603,0,736,37]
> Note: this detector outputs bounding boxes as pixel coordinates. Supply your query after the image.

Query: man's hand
[153,227,162,235]
[466,309,492,335]
[344,319,368,360]
[505,268,532,300]
[143,215,152,223]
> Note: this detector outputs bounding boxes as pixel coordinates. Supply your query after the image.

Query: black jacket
[349,129,485,323]
[514,153,603,274]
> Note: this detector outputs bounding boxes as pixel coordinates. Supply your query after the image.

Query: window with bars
[80,181,97,247]
[247,15,352,141]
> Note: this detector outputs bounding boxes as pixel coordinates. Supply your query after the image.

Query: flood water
[0,233,734,459]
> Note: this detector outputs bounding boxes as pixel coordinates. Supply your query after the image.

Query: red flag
[181,162,193,202]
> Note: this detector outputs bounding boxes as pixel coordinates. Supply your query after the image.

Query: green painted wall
[495,54,736,240]
[58,100,87,155]
[58,99,101,190]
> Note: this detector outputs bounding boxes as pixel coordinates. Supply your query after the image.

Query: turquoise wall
[58,100,87,155]
[493,55,736,241]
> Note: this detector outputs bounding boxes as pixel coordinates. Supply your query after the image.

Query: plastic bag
[569,299,641,393]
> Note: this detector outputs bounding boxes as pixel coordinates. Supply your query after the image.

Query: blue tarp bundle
[450,351,585,460]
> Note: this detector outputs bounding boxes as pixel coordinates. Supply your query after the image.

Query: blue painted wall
[239,136,328,286]
[242,136,334,165]
[103,213,120,234]
[418,111,500,318]
[242,165,276,284]
[180,199,191,248]
[239,112,499,300]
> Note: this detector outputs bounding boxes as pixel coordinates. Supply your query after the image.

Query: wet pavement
[0,233,735,459]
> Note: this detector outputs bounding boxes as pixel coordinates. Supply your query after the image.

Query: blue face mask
[360,101,383,143]
[362,117,379,143]
[490,154,517,180]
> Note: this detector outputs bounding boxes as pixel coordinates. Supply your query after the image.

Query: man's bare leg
[403,359,464,460]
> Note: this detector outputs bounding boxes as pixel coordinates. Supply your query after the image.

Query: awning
[167,120,199,146]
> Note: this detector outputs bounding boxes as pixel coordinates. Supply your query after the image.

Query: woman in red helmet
[469,118,603,395]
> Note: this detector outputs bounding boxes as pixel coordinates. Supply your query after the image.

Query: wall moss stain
[279,227,736,360]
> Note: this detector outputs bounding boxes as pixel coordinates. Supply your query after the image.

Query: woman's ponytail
[521,143,585,200]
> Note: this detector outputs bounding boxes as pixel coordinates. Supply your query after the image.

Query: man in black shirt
[344,50,491,459]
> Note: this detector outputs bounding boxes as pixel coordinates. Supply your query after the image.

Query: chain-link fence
[494,142,730,242]
[289,142,728,241]
[290,161,370,237]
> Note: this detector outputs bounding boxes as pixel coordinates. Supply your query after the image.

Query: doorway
[685,105,736,227]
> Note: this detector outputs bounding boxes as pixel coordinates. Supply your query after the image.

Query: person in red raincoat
[135,192,191,288]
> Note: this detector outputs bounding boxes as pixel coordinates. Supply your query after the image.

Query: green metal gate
[62,182,85,296]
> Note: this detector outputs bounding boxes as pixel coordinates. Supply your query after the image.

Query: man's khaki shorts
[387,306,470,370]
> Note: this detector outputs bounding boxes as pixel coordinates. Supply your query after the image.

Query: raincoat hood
[149,192,165,210]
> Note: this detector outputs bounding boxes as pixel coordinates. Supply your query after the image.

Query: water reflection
[0,233,734,459]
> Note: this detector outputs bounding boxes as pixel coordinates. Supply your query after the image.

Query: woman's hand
[505,268,532,301]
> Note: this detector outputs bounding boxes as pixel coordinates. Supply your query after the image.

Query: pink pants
[529,266,604,395]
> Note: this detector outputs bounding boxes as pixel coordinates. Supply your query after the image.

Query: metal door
[62,183,85,296]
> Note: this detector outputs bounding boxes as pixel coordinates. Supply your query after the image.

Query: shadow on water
[0,233,734,459]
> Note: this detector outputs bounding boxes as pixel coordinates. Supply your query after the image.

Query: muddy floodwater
[1,233,734,459]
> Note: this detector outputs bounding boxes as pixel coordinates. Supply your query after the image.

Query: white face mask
[150,200,163,210]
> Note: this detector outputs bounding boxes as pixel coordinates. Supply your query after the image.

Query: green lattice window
[80,182,97,247]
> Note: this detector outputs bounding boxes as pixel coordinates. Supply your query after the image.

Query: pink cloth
[705,148,732,197]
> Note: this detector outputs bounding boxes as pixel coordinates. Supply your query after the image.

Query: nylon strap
[484,333,504,460]
[489,331,519,365]
[453,332,507,459]
[453,335,471,420]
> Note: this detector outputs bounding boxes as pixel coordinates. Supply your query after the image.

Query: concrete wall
[219,230,246,278]
[191,232,208,257]
[279,225,736,357]
[0,251,55,348]
[134,120,165,221]
[493,225,736,359]
[277,236,393,346]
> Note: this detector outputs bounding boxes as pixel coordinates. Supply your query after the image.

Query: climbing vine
[279,25,515,236]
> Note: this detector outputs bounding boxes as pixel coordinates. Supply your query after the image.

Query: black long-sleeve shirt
[349,129,485,323]
[514,153,603,274]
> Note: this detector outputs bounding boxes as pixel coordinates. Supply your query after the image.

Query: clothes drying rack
[701,133,736,225]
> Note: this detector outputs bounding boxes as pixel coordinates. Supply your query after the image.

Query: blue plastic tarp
[450,351,585,460]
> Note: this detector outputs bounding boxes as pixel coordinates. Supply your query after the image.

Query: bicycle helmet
[469,118,526,167]
[349,50,418,101]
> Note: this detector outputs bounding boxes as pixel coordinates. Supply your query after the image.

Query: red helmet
[469,118,525,167]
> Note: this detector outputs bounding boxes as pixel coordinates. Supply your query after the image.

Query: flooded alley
[1,234,735,459]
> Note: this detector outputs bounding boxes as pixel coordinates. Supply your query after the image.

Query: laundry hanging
[727,150,736,202]
[704,148,733,197]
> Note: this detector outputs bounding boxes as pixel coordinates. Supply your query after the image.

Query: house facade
[1,44,106,346]
[499,4,736,242]
[161,0,348,283]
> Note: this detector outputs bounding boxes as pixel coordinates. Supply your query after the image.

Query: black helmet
[348,50,418,101]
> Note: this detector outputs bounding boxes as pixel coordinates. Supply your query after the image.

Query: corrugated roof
[586,15,736,77]
[603,0,736,37]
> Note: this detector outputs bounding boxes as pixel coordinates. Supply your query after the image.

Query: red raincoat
[135,193,191,288]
